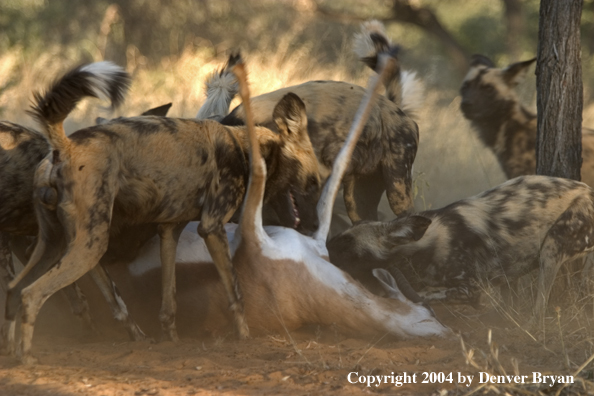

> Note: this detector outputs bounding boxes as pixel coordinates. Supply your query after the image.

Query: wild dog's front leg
[61,281,97,335]
[352,168,386,222]
[157,223,185,342]
[343,174,361,224]
[88,265,147,341]
[199,223,249,339]
[381,142,415,217]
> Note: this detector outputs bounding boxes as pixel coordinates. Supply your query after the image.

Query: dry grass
[453,330,594,396]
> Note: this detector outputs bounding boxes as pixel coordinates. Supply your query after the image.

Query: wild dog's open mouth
[289,191,301,229]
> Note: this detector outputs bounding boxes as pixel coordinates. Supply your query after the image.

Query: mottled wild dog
[328,176,594,327]
[7,60,320,364]
[216,21,422,223]
[119,50,450,338]
[460,55,594,185]
[0,100,172,344]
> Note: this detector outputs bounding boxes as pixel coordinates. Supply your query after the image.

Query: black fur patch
[69,127,120,143]
[221,110,246,127]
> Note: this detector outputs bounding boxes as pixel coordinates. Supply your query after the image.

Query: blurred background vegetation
[1,0,594,210]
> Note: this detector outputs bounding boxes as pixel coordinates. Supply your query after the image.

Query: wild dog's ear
[372,268,407,302]
[502,58,536,87]
[273,93,308,141]
[470,54,495,68]
[140,103,172,117]
[385,215,431,247]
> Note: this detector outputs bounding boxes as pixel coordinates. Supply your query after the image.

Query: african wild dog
[0,101,173,344]
[328,176,594,328]
[6,60,320,364]
[211,21,422,223]
[460,55,594,186]
[113,49,449,339]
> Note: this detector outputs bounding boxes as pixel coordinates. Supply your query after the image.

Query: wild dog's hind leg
[19,241,109,364]
[88,265,147,341]
[533,199,594,329]
[157,222,185,342]
[0,233,16,356]
[8,234,97,335]
[0,233,15,287]
[198,221,249,339]
[3,231,65,356]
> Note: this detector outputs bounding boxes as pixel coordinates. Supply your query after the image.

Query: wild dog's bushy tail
[353,20,424,119]
[400,70,424,121]
[196,53,241,121]
[28,61,130,154]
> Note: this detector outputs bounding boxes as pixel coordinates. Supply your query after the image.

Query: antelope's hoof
[129,325,149,342]
[21,354,39,366]
[236,322,250,340]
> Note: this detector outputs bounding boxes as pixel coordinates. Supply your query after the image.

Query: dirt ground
[1,299,593,396]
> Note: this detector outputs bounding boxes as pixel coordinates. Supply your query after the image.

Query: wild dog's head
[460,55,535,142]
[265,93,321,234]
[327,215,431,274]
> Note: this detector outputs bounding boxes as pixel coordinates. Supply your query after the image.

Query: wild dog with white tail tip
[0,96,173,347]
[460,55,594,185]
[328,175,594,328]
[208,21,422,223]
[6,59,321,364]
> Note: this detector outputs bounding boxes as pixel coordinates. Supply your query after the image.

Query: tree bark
[536,0,583,180]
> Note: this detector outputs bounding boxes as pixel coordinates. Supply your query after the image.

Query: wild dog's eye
[306,175,320,193]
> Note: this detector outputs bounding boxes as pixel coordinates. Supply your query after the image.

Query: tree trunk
[535,0,583,180]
